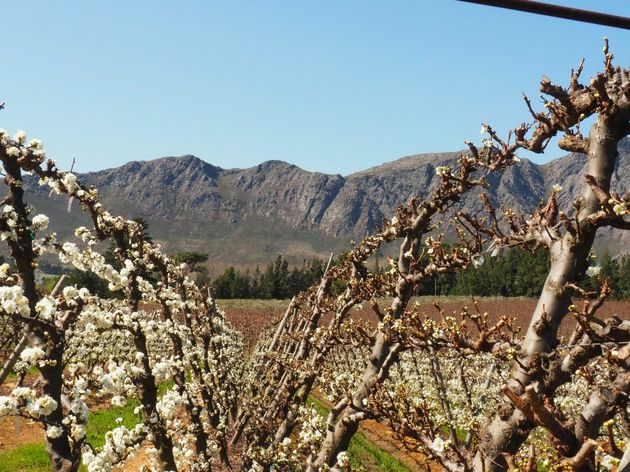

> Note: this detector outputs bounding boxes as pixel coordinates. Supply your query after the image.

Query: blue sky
[1,1,629,175]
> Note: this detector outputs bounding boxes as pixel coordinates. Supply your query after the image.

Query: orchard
[0,46,629,472]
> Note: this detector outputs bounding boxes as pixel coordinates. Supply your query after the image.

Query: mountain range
[22,139,630,268]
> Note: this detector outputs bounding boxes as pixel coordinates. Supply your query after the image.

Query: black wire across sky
[456,0,630,30]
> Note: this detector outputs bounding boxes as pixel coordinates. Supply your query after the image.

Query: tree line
[206,248,630,299]
[210,255,326,299]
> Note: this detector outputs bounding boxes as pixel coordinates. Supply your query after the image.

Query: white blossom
[13,130,27,143]
[152,361,172,382]
[6,146,20,157]
[20,347,46,364]
[28,138,43,149]
[0,263,11,280]
[71,423,86,440]
[36,297,56,321]
[0,285,31,316]
[586,265,601,277]
[12,387,36,402]
[46,425,63,439]
[0,396,18,416]
[61,173,79,193]
[336,451,350,467]
[63,285,80,300]
[27,395,58,417]
[431,436,446,453]
[31,214,49,230]
[110,395,126,407]
[435,166,451,177]
[472,254,485,269]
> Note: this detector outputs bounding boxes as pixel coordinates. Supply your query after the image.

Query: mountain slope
[19,140,630,265]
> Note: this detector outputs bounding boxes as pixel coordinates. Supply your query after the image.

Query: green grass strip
[0,443,50,472]
[0,399,141,471]
[349,432,412,471]
[307,396,412,472]
[85,399,142,448]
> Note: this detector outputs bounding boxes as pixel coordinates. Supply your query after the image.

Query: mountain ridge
[19,140,630,266]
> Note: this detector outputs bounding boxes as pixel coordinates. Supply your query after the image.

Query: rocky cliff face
[20,140,630,264]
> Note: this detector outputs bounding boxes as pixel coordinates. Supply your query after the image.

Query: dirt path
[0,377,45,452]
[0,407,430,471]
[0,376,149,471]
[0,413,150,471]
[360,417,436,470]
[0,416,43,452]
[0,372,434,471]
[312,391,433,471]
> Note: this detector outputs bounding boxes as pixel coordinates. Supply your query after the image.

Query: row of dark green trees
[210,256,326,299]
[208,249,630,300]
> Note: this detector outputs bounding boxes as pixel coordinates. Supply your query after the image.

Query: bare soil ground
[0,378,43,452]
[221,296,630,348]
[0,415,42,452]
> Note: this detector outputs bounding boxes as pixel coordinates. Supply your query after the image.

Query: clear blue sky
[1,1,629,175]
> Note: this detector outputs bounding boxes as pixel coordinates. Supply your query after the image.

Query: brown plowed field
[220,296,630,348]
